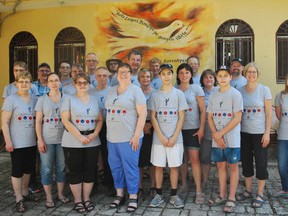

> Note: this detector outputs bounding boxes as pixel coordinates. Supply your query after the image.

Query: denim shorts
[211,147,240,164]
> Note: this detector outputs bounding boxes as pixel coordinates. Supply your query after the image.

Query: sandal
[45,200,55,208]
[236,190,252,201]
[74,202,86,213]
[223,200,236,213]
[208,195,227,206]
[57,196,70,204]
[23,191,39,202]
[126,198,138,213]
[84,200,95,212]
[150,187,156,197]
[195,192,205,204]
[110,196,126,209]
[252,194,265,208]
[16,199,27,213]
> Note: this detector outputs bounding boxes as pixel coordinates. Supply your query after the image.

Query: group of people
[1,50,288,214]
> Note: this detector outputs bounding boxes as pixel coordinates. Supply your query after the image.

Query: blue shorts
[211,147,240,164]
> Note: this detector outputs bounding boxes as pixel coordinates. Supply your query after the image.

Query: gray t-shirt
[105,84,146,143]
[35,94,67,144]
[150,77,162,89]
[2,94,37,149]
[61,95,101,148]
[207,87,243,148]
[144,89,154,121]
[181,84,205,130]
[230,76,247,89]
[89,86,111,120]
[62,83,77,95]
[149,87,188,145]
[2,83,39,99]
[61,78,73,87]
[193,74,201,85]
[110,73,119,86]
[131,74,141,87]
[204,87,219,140]
[238,84,272,134]
[275,92,288,140]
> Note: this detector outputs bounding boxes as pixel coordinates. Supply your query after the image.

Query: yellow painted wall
[0,0,287,101]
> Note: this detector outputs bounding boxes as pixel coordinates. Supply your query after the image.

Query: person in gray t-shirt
[274,78,288,196]
[236,62,272,207]
[61,73,103,212]
[35,73,69,208]
[105,63,147,212]
[176,63,206,204]
[2,72,37,213]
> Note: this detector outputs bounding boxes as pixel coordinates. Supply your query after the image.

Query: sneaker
[29,185,40,194]
[149,194,164,207]
[170,195,184,208]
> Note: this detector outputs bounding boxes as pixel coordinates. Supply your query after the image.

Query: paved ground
[0,152,287,216]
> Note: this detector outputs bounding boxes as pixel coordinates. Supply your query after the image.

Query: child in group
[207,65,243,213]
[149,64,188,208]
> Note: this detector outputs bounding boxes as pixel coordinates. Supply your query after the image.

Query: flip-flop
[45,200,55,208]
[57,196,70,204]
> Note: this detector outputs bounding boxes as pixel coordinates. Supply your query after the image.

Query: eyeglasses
[14,69,25,72]
[17,81,31,84]
[75,81,89,86]
[60,66,70,69]
[118,71,131,75]
[39,69,50,73]
[48,79,60,83]
[86,59,98,63]
[96,74,108,78]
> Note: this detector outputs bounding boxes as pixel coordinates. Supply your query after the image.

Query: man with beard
[106,57,122,86]
[187,56,201,85]
[230,58,247,89]
[128,49,142,87]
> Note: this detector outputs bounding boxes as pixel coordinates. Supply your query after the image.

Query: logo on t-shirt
[165,98,169,106]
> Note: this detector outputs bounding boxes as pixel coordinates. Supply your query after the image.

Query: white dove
[111,9,184,39]
[108,9,199,53]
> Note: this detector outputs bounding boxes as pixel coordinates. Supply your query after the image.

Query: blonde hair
[138,68,153,81]
[15,72,33,82]
[243,62,259,77]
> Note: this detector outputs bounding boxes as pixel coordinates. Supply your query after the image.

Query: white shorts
[151,143,183,168]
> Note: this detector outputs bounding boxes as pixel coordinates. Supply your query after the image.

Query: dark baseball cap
[159,64,173,74]
[216,65,230,74]
[231,58,244,66]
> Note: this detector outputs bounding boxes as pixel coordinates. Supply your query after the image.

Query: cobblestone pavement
[0,152,287,216]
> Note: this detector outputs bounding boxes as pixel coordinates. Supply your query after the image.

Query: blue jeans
[278,140,288,192]
[40,144,65,185]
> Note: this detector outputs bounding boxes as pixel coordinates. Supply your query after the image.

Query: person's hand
[87,133,97,142]
[261,132,270,148]
[212,131,223,142]
[130,135,140,151]
[194,129,204,144]
[215,137,226,149]
[5,142,13,152]
[167,135,177,147]
[38,141,47,153]
[160,135,169,147]
[79,135,90,145]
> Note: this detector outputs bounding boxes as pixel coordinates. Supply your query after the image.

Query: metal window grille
[276,20,288,83]
[215,19,254,69]
[9,31,38,82]
[54,27,85,72]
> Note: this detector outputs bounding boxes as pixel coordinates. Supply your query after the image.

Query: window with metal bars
[276,20,288,83]
[215,19,254,69]
[54,27,85,73]
[9,31,38,82]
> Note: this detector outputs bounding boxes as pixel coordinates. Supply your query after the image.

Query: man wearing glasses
[85,53,99,87]
[2,61,39,99]
[33,63,51,96]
